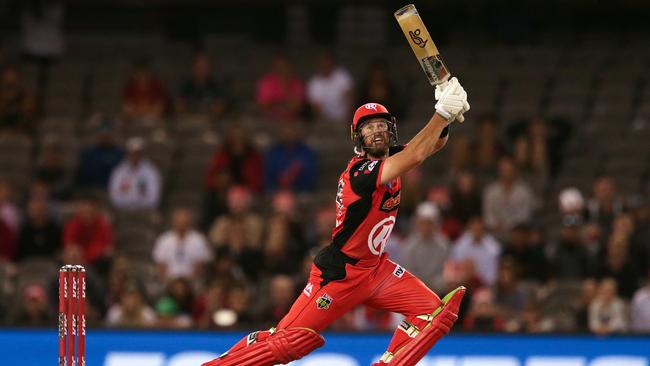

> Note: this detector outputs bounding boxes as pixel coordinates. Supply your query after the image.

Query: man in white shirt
[630,274,650,332]
[400,202,450,293]
[153,208,212,281]
[307,52,354,122]
[451,217,501,286]
[483,156,535,239]
[109,137,161,210]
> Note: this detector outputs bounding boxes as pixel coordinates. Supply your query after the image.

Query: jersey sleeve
[349,159,384,195]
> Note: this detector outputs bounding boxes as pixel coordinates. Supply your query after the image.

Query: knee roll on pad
[201,327,325,366]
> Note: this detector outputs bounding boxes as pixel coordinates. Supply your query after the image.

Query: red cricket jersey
[314,150,402,286]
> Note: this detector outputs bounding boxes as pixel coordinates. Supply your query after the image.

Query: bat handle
[457,114,465,123]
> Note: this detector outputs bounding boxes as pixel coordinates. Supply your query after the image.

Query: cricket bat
[394,4,464,122]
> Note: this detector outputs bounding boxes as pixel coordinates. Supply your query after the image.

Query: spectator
[448,135,474,177]
[483,156,535,239]
[451,217,501,286]
[495,259,531,317]
[586,176,624,232]
[630,200,650,279]
[588,278,628,335]
[267,190,307,255]
[600,234,639,299]
[575,278,599,332]
[462,287,504,331]
[507,117,572,178]
[256,53,305,122]
[175,52,226,118]
[0,65,35,135]
[63,196,114,270]
[255,275,295,326]
[106,280,156,328]
[34,140,71,201]
[122,58,166,119]
[108,137,161,211]
[307,51,353,122]
[208,186,264,250]
[630,273,650,332]
[518,302,548,333]
[501,224,547,282]
[163,277,195,316]
[153,208,212,282]
[202,124,263,225]
[548,221,591,280]
[0,218,15,261]
[10,284,53,327]
[473,115,503,183]
[308,203,336,248]
[155,296,192,329]
[513,136,549,193]
[16,198,61,261]
[448,170,482,226]
[559,187,587,227]
[400,202,449,292]
[75,122,125,189]
[357,60,402,117]
[263,124,318,193]
[397,167,426,221]
[0,180,19,233]
[263,212,303,276]
[193,282,227,329]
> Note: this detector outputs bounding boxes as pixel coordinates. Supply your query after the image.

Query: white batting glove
[435,77,469,123]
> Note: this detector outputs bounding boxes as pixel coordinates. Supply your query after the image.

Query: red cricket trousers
[277,253,442,332]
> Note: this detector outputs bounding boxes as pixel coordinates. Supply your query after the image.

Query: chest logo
[368,216,396,255]
[380,190,401,212]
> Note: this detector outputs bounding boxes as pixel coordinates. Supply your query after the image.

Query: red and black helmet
[350,102,398,153]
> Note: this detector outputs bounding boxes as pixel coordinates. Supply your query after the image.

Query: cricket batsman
[202,77,470,366]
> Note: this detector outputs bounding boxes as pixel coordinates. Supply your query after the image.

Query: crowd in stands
[0,34,649,336]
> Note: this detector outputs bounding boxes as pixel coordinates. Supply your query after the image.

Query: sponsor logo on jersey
[367,160,378,171]
[368,216,396,255]
[393,265,405,278]
[380,191,401,212]
[303,282,314,298]
[316,294,333,310]
[364,103,378,111]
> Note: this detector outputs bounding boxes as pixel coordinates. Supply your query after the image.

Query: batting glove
[435,77,469,123]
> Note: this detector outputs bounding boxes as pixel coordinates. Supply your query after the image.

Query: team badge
[364,103,378,111]
[316,294,333,310]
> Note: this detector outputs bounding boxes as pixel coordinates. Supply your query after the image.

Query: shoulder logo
[316,294,333,310]
[303,282,314,298]
[368,216,396,255]
[364,103,378,111]
[368,160,378,172]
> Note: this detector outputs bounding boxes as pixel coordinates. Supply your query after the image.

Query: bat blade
[394,4,450,87]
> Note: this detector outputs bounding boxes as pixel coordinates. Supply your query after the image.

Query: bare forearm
[404,113,449,162]
[380,113,449,184]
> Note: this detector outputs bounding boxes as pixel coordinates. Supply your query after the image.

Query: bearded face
[360,118,391,158]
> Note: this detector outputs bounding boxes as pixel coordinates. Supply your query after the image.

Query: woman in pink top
[256,54,305,122]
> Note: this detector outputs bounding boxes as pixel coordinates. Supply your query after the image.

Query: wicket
[58,265,86,366]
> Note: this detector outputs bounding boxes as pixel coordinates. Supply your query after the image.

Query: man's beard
[363,133,389,158]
